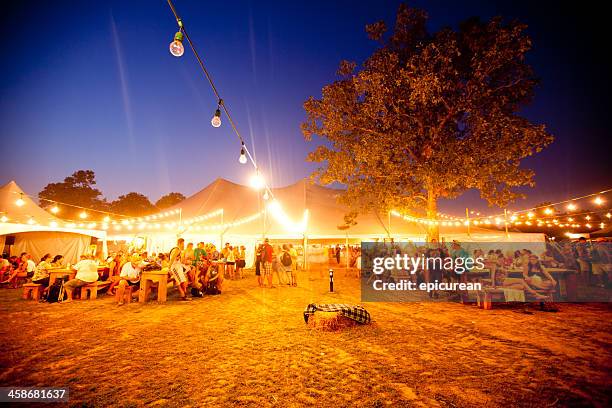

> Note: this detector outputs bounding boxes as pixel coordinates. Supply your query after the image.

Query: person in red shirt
[262,238,274,288]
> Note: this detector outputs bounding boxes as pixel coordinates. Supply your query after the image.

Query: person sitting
[491,254,550,300]
[116,254,143,306]
[1,258,28,287]
[63,255,100,302]
[203,263,223,294]
[31,254,53,291]
[51,255,64,268]
[522,254,557,295]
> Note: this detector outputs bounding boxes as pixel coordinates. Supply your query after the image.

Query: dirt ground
[1,266,611,408]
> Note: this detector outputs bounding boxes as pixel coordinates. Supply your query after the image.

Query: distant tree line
[38,170,185,219]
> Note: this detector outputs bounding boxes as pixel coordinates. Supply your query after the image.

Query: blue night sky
[1,0,610,216]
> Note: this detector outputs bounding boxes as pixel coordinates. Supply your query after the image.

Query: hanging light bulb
[543,208,553,215]
[249,172,265,190]
[566,203,577,211]
[594,196,604,206]
[169,31,184,57]
[79,211,88,219]
[211,108,222,127]
[263,190,269,200]
[103,216,111,223]
[15,193,25,207]
[0,215,7,222]
[27,218,35,225]
[50,205,60,214]
[239,145,247,164]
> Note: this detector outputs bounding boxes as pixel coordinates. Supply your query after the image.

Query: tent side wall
[6,232,93,264]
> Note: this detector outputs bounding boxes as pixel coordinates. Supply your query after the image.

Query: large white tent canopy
[0,181,106,263]
[108,178,544,254]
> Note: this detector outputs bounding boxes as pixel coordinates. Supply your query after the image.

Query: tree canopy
[38,170,107,218]
[110,192,155,216]
[155,192,186,210]
[302,4,553,239]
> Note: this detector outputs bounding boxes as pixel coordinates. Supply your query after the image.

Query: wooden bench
[115,285,135,304]
[22,283,43,301]
[476,288,506,310]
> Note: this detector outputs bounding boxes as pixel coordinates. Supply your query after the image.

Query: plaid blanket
[303,303,371,325]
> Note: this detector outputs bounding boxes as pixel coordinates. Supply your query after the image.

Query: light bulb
[263,191,269,200]
[15,194,25,207]
[249,173,265,190]
[567,203,577,211]
[51,206,59,214]
[594,196,604,205]
[27,218,35,225]
[103,216,110,222]
[79,211,88,219]
[543,208,553,215]
[169,32,184,57]
[239,148,247,164]
[0,215,7,222]
[211,109,222,127]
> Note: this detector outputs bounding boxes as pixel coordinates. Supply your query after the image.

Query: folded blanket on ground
[503,288,526,302]
[303,303,371,324]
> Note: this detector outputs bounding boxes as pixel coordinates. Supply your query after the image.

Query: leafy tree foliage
[155,192,186,210]
[38,170,107,218]
[302,4,553,239]
[110,192,155,216]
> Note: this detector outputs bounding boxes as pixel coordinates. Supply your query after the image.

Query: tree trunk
[426,189,439,242]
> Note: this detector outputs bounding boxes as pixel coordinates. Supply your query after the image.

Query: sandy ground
[1,266,611,408]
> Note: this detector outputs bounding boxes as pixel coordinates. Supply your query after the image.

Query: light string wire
[166,0,273,199]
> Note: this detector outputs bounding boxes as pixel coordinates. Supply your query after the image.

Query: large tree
[302,4,553,239]
[38,170,107,218]
[110,193,155,216]
[155,192,186,210]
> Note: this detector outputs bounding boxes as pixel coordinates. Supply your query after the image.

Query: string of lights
[391,187,611,232]
[165,0,273,200]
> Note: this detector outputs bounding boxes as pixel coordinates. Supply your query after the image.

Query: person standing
[335,246,341,265]
[236,246,245,279]
[255,244,263,287]
[289,244,298,286]
[262,238,274,288]
[169,238,189,301]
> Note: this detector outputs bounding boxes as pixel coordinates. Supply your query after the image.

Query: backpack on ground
[281,251,292,267]
[46,279,66,303]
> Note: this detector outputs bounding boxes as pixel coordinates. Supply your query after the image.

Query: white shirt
[26,259,36,272]
[73,259,99,282]
[120,262,141,281]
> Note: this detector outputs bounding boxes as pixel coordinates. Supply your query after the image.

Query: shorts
[27,271,34,278]
[128,280,140,287]
[263,261,272,277]
[237,260,246,268]
[170,263,187,284]
[255,260,261,276]
[226,261,235,266]
[63,279,93,290]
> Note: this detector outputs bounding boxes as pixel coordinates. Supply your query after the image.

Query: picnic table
[139,270,169,303]
[47,266,109,287]
[473,267,577,301]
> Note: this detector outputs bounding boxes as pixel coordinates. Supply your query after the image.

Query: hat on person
[264,238,269,243]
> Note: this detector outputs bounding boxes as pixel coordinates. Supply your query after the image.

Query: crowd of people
[0,237,304,304]
[363,238,612,300]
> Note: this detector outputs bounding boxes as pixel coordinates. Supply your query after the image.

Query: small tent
[0,181,107,263]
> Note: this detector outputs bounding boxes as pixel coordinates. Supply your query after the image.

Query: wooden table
[139,270,169,303]
[48,266,109,286]
[48,269,76,286]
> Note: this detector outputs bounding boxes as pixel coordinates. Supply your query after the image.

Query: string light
[15,193,25,207]
[211,105,222,128]
[250,172,265,190]
[239,144,247,164]
[567,203,577,211]
[79,211,88,219]
[594,196,604,205]
[1,215,8,222]
[543,208,553,215]
[169,30,184,57]
[50,205,60,214]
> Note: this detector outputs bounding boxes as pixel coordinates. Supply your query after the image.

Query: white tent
[107,178,544,254]
[0,181,107,263]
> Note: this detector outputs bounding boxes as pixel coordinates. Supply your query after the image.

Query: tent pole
[504,208,509,239]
